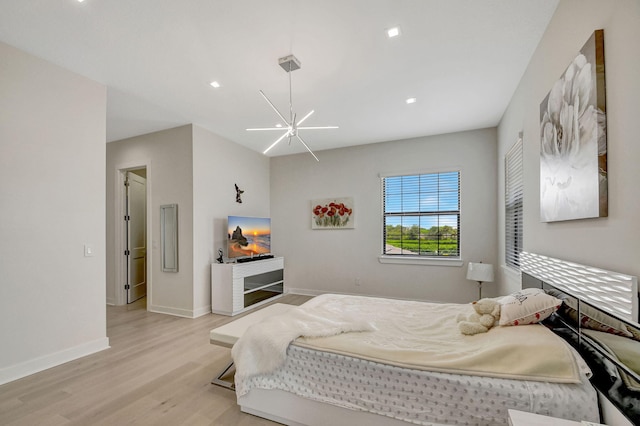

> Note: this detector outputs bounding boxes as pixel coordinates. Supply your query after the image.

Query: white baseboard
[286,288,326,297]
[106,297,117,306]
[287,288,373,298]
[193,305,212,318]
[148,304,197,318]
[0,337,110,386]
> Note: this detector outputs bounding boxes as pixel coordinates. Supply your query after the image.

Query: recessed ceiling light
[77,0,86,2]
[209,81,221,88]
[275,124,282,128]
[406,97,417,104]
[387,26,401,38]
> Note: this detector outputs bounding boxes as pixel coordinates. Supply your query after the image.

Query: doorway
[115,165,150,307]
[125,169,147,304]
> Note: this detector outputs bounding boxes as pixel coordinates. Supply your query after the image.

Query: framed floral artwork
[311,197,354,229]
[539,29,607,222]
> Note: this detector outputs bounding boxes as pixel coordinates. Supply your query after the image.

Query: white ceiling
[0,0,558,157]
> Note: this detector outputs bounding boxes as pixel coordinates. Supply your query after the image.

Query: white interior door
[126,171,147,304]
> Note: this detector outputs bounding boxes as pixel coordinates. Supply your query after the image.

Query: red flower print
[312,200,353,227]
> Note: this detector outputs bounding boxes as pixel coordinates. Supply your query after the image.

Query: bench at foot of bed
[209,303,295,389]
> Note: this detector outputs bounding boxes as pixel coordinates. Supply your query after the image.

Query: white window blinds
[382,171,460,258]
[505,135,524,269]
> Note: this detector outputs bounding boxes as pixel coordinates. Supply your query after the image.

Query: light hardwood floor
[0,294,311,425]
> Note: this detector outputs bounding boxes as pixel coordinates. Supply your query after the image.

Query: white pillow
[498,288,562,326]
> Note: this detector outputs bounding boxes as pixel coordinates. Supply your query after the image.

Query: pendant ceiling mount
[246,54,338,162]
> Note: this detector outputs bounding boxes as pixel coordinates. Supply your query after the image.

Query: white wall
[0,42,108,384]
[271,128,498,303]
[497,0,640,295]
[106,124,270,317]
[106,125,195,317]
[192,125,271,316]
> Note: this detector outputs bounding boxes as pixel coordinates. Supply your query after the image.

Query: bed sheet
[236,344,599,425]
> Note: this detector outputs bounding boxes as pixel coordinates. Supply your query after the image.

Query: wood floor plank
[0,294,311,425]
[7,413,71,426]
[1,390,72,425]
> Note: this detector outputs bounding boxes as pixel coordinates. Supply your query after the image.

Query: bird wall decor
[235,183,244,203]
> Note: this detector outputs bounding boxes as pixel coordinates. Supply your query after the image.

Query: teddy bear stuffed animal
[457,298,501,335]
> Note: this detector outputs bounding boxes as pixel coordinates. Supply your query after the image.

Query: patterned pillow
[498,288,562,326]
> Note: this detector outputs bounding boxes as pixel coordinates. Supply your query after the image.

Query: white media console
[211,257,284,316]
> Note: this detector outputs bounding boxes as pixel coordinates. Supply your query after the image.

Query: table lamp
[466,262,494,299]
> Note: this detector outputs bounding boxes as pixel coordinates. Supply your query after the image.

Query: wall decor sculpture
[539,29,607,222]
[235,183,244,203]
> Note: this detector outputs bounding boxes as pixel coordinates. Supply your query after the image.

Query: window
[505,135,524,269]
[382,171,460,258]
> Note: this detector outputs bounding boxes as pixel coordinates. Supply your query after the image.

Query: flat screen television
[227,216,271,259]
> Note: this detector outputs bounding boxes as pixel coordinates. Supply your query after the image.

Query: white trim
[147,299,200,319]
[114,169,126,306]
[378,165,463,178]
[0,337,110,385]
[193,305,212,318]
[378,255,463,267]
[286,288,324,297]
[148,304,197,318]
[380,169,462,265]
[286,288,361,297]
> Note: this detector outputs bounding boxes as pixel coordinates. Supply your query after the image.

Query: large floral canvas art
[540,29,607,222]
[311,198,354,229]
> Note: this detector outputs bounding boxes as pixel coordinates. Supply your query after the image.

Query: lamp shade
[466,262,494,283]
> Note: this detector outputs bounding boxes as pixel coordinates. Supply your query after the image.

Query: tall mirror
[160,204,178,272]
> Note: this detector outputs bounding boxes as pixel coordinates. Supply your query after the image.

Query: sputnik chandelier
[246,55,338,161]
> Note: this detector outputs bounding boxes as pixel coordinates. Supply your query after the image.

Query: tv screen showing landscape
[227,216,271,259]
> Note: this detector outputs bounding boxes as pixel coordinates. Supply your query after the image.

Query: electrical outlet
[355,278,361,287]
[84,244,94,257]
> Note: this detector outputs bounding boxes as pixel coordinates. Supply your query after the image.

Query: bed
[231,253,639,425]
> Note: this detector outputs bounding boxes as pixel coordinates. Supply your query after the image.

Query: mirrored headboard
[520,252,638,322]
[520,252,640,425]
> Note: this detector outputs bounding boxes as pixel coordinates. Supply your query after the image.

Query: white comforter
[231,296,375,382]
[232,294,582,384]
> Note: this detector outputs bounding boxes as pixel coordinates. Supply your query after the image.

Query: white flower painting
[539,30,607,222]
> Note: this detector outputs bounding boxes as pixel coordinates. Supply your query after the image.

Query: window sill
[378,255,463,267]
